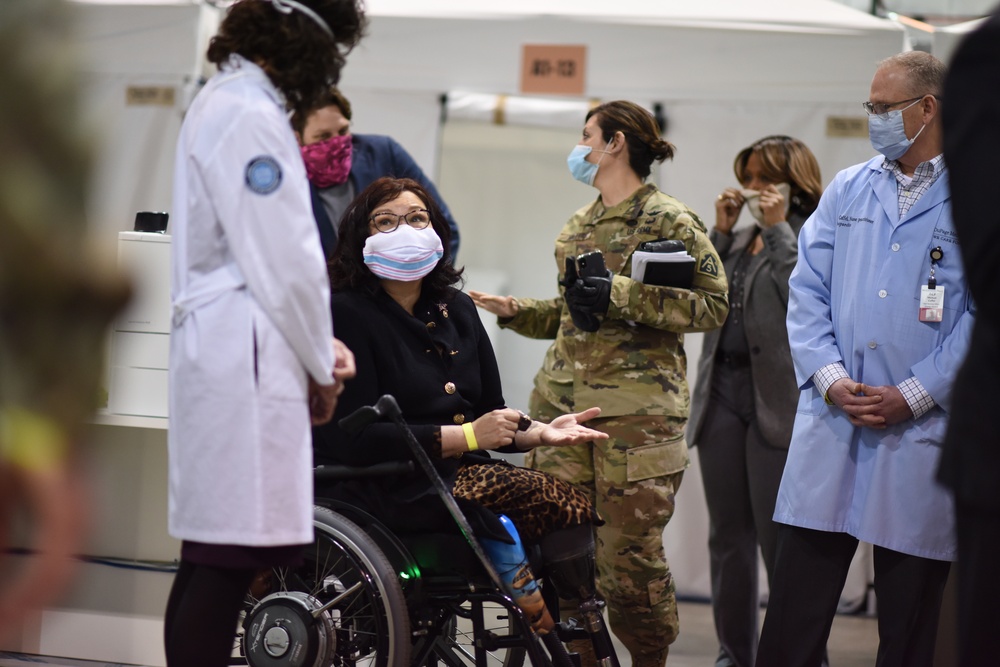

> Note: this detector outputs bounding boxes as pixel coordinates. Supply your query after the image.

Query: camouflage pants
[526,391,688,667]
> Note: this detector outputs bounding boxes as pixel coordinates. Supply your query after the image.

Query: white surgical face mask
[363,224,444,281]
[868,98,926,161]
[740,183,792,228]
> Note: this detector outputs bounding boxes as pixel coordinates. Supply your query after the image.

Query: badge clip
[920,246,944,322]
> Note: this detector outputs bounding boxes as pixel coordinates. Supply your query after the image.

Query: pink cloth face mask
[300,134,352,188]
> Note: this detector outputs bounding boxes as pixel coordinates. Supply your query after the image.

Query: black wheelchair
[233,395,620,667]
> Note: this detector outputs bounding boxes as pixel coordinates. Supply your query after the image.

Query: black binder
[641,258,695,289]
[633,238,695,289]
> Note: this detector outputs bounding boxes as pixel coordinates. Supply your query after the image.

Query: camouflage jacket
[501,184,729,418]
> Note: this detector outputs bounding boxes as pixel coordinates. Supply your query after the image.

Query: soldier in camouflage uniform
[471,100,728,667]
[0,0,131,638]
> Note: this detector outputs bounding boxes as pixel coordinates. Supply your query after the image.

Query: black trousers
[164,560,256,667]
[697,364,788,667]
[756,524,950,667]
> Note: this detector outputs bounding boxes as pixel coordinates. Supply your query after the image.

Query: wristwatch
[517,411,532,432]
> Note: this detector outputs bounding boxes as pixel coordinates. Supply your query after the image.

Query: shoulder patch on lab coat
[245,155,282,195]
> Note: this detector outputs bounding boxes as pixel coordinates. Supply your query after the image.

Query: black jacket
[313,286,508,534]
[939,10,1000,512]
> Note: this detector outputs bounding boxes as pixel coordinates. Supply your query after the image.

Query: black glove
[564,270,612,332]
[560,256,579,290]
[561,256,596,331]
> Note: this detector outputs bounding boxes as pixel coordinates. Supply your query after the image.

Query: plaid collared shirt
[884,153,945,218]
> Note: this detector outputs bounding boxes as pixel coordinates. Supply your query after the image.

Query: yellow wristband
[0,407,69,471]
[462,422,479,452]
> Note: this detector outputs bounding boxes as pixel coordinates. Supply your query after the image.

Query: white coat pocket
[251,303,309,400]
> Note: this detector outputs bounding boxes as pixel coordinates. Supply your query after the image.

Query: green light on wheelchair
[399,565,421,580]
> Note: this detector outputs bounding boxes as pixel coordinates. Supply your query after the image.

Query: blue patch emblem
[245,156,282,195]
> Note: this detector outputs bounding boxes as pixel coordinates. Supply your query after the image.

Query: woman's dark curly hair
[207,0,366,115]
[330,178,463,301]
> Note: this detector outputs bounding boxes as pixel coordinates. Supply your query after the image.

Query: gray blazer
[687,212,805,450]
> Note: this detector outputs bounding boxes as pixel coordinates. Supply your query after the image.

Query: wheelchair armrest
[314,460,416,482]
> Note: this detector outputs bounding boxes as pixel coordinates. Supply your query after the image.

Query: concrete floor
[1,600,880,667]
[647,600,879,667]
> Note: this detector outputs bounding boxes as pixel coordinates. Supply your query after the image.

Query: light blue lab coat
[775,156,975,561]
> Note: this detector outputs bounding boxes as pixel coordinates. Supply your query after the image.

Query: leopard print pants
[452,461,599,542]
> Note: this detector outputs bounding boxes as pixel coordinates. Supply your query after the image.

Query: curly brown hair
[330,178,462,300]
[207,0,366,115]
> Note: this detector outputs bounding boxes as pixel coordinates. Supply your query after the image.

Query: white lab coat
[167,56,334,546]
[775,156,974,561]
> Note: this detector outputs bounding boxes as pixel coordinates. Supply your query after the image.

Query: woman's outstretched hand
[522,407,607,449]
[442,407,607,456]
[469,290,519,319]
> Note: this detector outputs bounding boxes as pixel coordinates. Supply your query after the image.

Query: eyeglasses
[862,96,925,119]
[369,208,432,233]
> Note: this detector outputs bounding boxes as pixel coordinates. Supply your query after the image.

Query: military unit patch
[698,253,719,277]
[245,155,282,195]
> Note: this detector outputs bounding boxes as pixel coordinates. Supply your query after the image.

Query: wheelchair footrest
[554,618,592,642]
[479,630,531,651]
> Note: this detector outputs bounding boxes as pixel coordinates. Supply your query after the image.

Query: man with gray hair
[756,50,974,667]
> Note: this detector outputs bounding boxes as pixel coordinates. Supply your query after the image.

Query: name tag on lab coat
[919,285,944,322]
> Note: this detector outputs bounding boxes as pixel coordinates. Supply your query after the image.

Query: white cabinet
[108,232,171,419]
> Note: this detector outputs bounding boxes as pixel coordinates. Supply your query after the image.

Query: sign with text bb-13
[520,44,587,96]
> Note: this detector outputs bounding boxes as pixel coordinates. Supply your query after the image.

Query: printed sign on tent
[520,45,586,96]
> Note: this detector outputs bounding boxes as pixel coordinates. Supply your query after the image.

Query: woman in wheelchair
[312,177,612,652]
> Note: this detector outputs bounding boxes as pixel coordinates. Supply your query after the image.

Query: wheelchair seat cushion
[398,532,483,578]
[317,477,516,544]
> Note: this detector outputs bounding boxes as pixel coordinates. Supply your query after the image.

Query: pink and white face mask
[363,224,444,282]
[300,134,352,188]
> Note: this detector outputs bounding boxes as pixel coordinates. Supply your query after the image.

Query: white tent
[931,15,988,62]
[349,0,903,102]
[345,0,906,178]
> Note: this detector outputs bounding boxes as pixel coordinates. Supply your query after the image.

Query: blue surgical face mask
[868,98,926,161]
[567,140,612,186]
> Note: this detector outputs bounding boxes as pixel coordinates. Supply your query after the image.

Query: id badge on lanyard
[919,246,944,323]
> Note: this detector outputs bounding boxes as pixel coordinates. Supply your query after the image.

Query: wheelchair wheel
[424,599,527,667]
[238,506,411,667]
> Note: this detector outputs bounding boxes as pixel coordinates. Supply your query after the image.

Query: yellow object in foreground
[0,407,69,471]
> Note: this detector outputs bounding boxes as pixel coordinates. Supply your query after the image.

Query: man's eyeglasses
[369,209,432,233]
[862,96,925,119]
